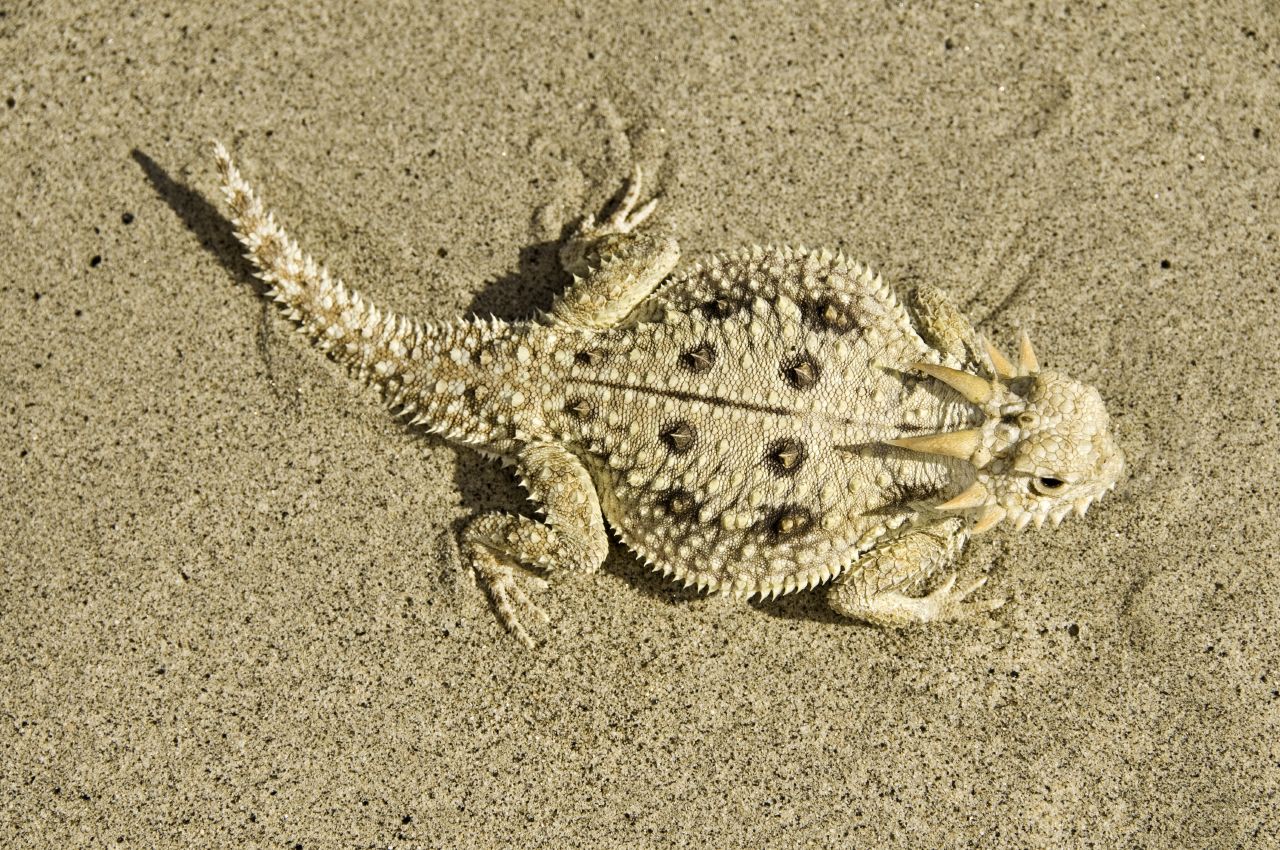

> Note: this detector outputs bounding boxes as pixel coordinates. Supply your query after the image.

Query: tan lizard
[214,142,1124,647]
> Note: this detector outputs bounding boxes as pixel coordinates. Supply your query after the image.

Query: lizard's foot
[829,563,998,629]
[559,165,663,279]
[471,551,551,649]
[597,164,658,236]
[831,569,1004,628]
[921,573,1006,623]
[828,517,1001,628]
[460,443,609,648]
[552,165,678,327]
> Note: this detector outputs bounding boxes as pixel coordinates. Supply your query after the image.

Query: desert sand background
[2,2,1277,847]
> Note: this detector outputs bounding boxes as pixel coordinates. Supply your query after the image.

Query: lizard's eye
[1017,412,1040,429]
[1032,476,1065,495]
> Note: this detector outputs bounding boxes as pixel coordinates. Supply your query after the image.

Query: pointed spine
[1018,330,1040,375]
[971,505,1006,534]
[982,336,1017,379]
[886,428,984,463]
[910,362,994,405]
[936,480,990,511]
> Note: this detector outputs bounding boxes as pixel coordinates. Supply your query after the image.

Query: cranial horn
[910,362,993,405]
[936,479,990,511]
[1018,330,1040,375]
[886,428,984,463]
[981,336,1017,379]
[972,504,1006,534]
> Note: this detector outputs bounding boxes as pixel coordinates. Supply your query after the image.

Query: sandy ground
[2,2,1278,847]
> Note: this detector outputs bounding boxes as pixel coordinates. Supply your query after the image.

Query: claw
[627,197,659,230]
[505,575,551,623]
[955,575,985,596]
[935,571,959,597]
[607,166,644,225]
[474,560,550,649]
[925,573,1002,623]
[602,166,658,234]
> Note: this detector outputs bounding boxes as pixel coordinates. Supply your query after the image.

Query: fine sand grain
[2,3,1277,847]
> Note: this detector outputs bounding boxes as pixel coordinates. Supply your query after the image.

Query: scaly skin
[214,142,1124,647]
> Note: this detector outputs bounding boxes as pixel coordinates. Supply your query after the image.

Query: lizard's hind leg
[551,166,679,329]
[464,442,609,648]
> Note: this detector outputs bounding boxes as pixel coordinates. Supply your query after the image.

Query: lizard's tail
[213,140,426,400]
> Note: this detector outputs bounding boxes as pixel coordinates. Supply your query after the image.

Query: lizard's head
[890,333,1124,534]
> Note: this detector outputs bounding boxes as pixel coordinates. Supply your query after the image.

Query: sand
[2,2,1277,847]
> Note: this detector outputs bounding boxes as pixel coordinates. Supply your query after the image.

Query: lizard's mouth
[915,450,1123,536]
[999,480,1120,533]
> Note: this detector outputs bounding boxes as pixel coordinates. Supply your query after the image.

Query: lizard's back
[547,246,981,596]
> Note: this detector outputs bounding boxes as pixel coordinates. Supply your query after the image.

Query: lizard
[213,141,1125,647]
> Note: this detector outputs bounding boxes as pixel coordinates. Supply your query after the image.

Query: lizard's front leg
[829,517,1002,627]
[463,442,608,648]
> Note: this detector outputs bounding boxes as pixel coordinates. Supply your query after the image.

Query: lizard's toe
[949,575,1006,624]
[602,165,658,235]
[923,573,1002,623]
[474,558,551,649]
[486,570,550,649]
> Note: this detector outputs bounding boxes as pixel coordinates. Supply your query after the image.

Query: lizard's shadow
[133,149,267,298]
[135,148,840,625]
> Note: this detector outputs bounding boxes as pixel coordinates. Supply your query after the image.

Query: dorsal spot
[575,349,604,366]
[768,506,813,538]
[661,421,697,454]
[783,355,820,390]
[565,398,594,420]
[702,296,735,319]
[766,438,806,476]
[681,344,716,373]
[663,489,696,518]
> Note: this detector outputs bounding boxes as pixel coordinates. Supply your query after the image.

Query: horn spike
[886,428,983,462]
[1018,330,1040,375]
[972,505,1006,534]
[910,362,994,405]
[937,480,990,511]
[981,336,1017,379]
